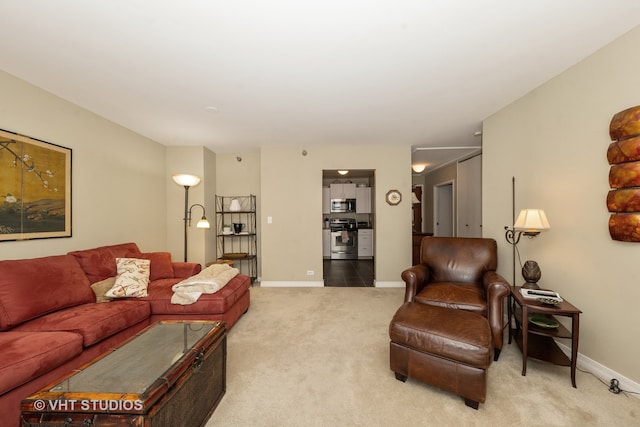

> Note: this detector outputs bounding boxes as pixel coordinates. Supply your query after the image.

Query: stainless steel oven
[329,219,358,260]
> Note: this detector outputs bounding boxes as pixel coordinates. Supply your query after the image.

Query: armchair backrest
[420,237,498,283]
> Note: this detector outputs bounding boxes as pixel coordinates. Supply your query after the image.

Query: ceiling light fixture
[412,164,426,173]
[338,170,349,175]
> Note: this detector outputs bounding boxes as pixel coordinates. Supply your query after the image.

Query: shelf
[215,195,257,283]
[511,329,571,366]
[513,307,571,339]
[218,254,256,261]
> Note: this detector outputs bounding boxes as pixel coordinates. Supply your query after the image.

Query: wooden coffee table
[509,286,582,387]
[21,321,226,426]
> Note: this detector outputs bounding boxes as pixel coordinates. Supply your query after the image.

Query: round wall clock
[386,189,402,205]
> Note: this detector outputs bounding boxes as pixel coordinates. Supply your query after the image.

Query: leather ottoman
[389,302,493,409]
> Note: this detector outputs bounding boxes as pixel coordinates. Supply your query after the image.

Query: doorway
[434,181,454,237]
[412,185,423,232]
[321,169,375,287]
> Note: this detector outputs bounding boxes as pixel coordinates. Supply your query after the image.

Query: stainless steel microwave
[330,198,356,213]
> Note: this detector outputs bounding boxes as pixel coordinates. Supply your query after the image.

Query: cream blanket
[171,263,239,305]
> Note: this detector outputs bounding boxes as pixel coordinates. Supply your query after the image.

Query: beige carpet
[207,287,638,426]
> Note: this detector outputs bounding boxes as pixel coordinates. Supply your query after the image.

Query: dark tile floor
[323,259,374,287]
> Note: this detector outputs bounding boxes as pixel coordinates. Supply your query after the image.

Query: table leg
[521,305,528,376]
[571,313,580,388]
[507,293,513,345]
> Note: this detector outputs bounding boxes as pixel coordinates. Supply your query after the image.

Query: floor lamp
[172,174,210,262]
[504,178,551,289]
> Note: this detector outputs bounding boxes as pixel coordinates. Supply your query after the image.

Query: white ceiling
[1,1,639,172]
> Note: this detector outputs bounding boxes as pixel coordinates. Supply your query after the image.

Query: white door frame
[433,180,455,237]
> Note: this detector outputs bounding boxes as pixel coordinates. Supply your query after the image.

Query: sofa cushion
[12,300,151,347]
[105,258,151,298]
[415,282,487,315]
[91,277,115,303]
[0,331,83,394]
[138,252,175,280]
[142,275,251,315]
[173,261,203,278]
[68,242,141,283]
[0,255,96,330]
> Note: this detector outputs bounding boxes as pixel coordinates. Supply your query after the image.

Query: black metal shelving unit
[215,195,257,282]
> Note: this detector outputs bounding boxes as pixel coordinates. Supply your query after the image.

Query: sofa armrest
[172,262,202,278]
[400,264,431,303]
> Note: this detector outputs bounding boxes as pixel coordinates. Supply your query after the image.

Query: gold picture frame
[0,129,71,241]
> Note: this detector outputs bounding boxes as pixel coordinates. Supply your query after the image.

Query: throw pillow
[105,258,150,298]
[138,252,175,280]
[90,277,116,303]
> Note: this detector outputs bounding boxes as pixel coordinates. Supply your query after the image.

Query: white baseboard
[556,341,640,398]
[374,281,404,288]
[259,281,324,288]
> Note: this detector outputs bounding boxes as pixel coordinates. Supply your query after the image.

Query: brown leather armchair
[401,237,510,360]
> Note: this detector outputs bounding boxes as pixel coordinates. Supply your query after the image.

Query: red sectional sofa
[0,242,251,426]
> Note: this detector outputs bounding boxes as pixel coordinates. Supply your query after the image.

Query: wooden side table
[508,286,582,387]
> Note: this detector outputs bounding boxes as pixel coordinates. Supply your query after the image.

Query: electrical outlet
[306,270,315,276]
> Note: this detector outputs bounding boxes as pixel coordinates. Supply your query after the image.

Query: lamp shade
[196,218,210,229]
[513,209,550,234]
[172,174,201,187]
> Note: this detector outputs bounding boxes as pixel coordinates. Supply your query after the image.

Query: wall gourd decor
[607,105,640,241]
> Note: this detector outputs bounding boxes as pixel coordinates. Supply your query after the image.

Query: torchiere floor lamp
[172,174,210,262]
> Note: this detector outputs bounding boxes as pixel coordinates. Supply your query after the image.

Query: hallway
[323,259,374,287]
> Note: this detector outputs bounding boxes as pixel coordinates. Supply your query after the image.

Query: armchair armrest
[401,264,431,303]
[482,270,511,353]
[172,262,202,278]
[482,270,510,303]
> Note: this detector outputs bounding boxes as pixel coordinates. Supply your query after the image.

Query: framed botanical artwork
[0,129,71,241]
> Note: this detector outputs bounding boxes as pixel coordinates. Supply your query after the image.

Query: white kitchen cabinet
[330,183,356,199]
[322,187,331,214]
[358,229,373,258]
[356,187,371,213]
[323,229,331,258]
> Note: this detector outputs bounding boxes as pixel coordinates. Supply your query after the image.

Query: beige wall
[484,25,640,383]
[215,151,262,274]
[0,70,168,260]
[260,145,412,285]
